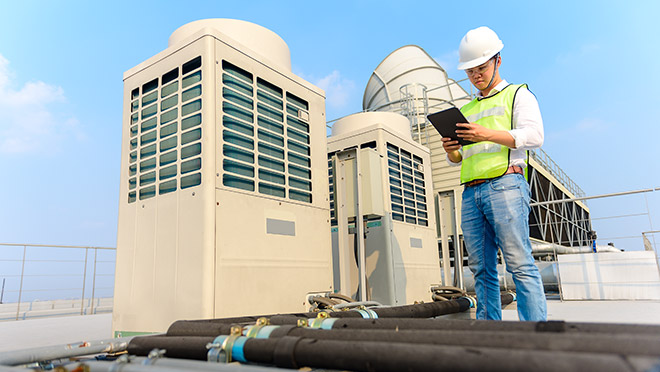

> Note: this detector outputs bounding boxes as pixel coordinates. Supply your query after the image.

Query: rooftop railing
[0,243,115,321]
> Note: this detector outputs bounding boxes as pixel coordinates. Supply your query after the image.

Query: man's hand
[441,137,462,163]
[455,122,517,148]
[455,122,492,143]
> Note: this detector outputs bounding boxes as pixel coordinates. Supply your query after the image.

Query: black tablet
[427,107,475,146]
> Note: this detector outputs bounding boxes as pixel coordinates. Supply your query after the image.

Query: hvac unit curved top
[362,45,471,112]
[169,19,292,72]
[331,111,412,140]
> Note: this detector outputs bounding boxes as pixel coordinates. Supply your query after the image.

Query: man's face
[465,57,497,91]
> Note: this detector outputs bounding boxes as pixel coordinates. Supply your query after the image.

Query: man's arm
[455,123,517,148]
[441,137,463,164]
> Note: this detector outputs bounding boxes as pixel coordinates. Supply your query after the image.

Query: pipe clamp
[245,317,271,338]
[355,306,378,319]
[310,311,330,328]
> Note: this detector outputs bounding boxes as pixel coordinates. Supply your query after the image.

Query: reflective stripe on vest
[465,106,506,123]
[459,84,527,184]
[463,142,503,160]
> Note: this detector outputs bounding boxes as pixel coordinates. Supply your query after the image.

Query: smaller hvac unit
[328,111,440,305]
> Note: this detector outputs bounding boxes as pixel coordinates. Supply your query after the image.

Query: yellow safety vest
[459,84,528,184]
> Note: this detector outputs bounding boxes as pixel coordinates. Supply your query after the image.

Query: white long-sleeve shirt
[446,80,544,168]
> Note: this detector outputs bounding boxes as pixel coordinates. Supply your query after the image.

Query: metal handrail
[529,188,655,207]
[0,243,116,320]
[530,148,586,198]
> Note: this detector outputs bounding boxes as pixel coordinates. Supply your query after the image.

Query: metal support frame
[333,149,368,301]
[436,189,464,289]
[452,191,464,290]
[528,165,593,247]
[528,184,659,248]
[436,193,452,286]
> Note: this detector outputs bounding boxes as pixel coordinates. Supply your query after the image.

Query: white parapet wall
[0,298,113,321]
[558,251,660,300]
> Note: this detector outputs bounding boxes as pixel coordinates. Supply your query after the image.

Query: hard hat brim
[457,46,503,70]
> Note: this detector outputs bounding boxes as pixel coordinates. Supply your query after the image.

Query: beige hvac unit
[114,19,332,335]
[328,112,440,305]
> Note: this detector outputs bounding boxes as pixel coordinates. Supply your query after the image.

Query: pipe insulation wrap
[128,336,213,360]
[207,335,228,363]
[243,325,278,339]
[129,323,660,361]
[237,336,647,372]
[269,325,660,357]
[320,317,337,330]
[166,297,473,337]
[232,337,249,363]
[326,317,660,335]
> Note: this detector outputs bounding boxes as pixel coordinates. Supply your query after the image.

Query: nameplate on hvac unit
[266,218,296,236]
[410,237,423,249]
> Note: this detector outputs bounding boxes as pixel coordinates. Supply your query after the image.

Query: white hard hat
[457,26,504,70]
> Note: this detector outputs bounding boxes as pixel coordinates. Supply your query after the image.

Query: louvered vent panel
[387,143,428,226]
[127,56,203,203]
[221,60,312,203]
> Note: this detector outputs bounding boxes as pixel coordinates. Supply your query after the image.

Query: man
[441,26,547,321]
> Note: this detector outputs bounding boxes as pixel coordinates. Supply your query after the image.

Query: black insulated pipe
[167,294,474,336]
[166,321,238,337]
[167,296,477,337]
[127,335,213,360]
[266,293,511,325]
[267,325,660,357]
[129,321,660,363]
[241,336,650,372]
[326,317,660,336]
[129,335,653,370]
[167,315,660,339]
[361,297,471,318]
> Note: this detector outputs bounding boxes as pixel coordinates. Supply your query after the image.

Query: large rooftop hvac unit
[328,112,441,305]
[114,19,332,335]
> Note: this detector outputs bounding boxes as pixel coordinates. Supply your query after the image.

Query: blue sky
[0,0,658,252]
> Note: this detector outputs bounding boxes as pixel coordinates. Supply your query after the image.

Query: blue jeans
[461,173,547,321]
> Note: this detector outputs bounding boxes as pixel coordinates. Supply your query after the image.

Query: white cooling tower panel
[363,45,463,111]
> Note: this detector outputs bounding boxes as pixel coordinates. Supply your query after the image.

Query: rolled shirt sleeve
[509,87,544,150]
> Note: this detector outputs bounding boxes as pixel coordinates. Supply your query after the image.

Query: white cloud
[433,49,459,72]
[0,54,81,154]
[297,69,356,110]
[315,70,356,109]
